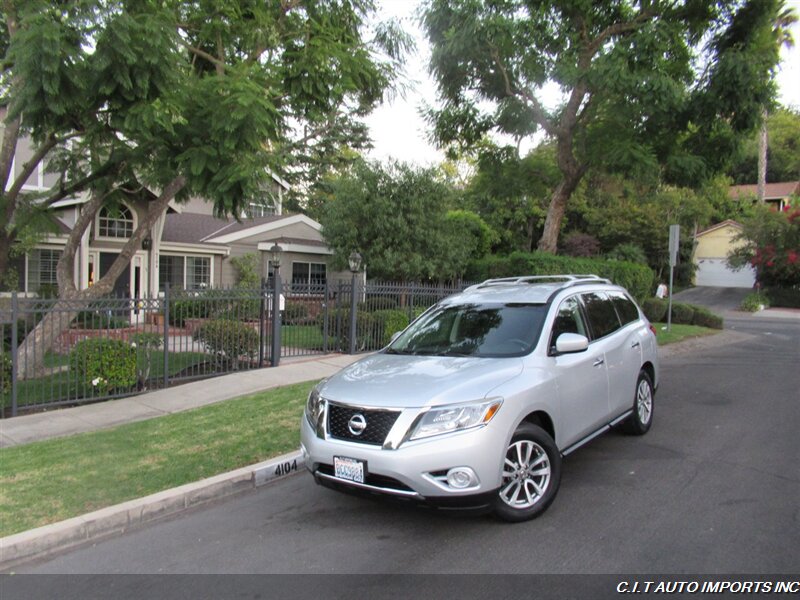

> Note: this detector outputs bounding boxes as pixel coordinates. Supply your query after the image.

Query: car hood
[318,353,524,408]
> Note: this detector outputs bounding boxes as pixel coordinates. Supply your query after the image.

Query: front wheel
[492,423,562,522]
[623,370,654,435]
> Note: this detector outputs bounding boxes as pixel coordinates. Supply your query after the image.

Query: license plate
[334,456,366,483]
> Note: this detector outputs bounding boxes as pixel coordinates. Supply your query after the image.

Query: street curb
[0,450,304,571]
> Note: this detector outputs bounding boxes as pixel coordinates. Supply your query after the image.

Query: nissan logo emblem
[348,414,367,436]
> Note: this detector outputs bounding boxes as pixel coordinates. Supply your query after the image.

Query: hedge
[765,286,800,309]
[641,298,668,323]
[194,319,259,368]
[69,338,137,394]
[691,306,724,329]
[466,251,654,301]
[669,302,695,325]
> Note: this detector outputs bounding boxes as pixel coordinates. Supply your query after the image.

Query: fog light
[446,467,477,489]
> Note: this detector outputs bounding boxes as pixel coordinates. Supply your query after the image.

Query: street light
[270,243,283,271]
[348,251,362,273]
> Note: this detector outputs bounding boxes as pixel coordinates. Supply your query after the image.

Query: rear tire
[492,423,561,522]
[623,370,654,435]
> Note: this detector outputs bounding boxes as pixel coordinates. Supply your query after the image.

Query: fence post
[348,274,358,354]
[163,283,170,389]
[10,291,19,417]
[271,270,282,367]
[259,277,267,367]
[322,281,329,353]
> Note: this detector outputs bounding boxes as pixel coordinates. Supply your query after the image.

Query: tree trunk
[757,107,768,204]
[16,176,186,378]
[537,171,584,254]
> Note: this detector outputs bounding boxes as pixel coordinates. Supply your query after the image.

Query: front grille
[327,402,400,446]
[317,464,415,493]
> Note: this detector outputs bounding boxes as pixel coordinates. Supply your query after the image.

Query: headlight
[409,398,503,441]
[305,386,326,438]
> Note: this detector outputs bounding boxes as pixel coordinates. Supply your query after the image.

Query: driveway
[673,286,751,313]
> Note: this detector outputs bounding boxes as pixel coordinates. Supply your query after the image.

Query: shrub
[69,338,136,394]
[670,302,695,325]
[359,296,399,311]
[316,308,381,352]
[1,352,11,395]
[284,301,310,324]
[641,298,668,323]
[765,286,800,308]
[466,251,654,301]
[740,292,769,313]
[168,296,210,327]
[72,311,129,330]
[194,319,259,368]
[691,306,724,329]
[606,243,649,265]
[373,309,410,345]
[560,232,601,257]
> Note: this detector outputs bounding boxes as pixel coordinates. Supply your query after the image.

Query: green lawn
[654,322,720,345]
[0,380,316,537]
[281,324,325,349]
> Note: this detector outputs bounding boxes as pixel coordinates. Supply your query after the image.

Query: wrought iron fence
[0,279,472,417]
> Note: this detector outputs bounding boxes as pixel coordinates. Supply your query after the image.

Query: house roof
[161,212,319,245]
[696,220,743,237]
[729,181,800,200]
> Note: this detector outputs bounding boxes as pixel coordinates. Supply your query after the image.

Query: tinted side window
[549,296,588,350]
[581,292,622,339]
[608,291,640,325]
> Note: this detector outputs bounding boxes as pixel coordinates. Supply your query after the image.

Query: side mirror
[389,331,402,344]
[555,333,589,354]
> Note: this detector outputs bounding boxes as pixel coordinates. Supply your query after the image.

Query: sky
[365,0,800,167]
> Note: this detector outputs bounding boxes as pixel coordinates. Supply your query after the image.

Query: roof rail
[474,274,608,289]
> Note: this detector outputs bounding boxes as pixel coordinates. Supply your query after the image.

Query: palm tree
[758,2,797,203]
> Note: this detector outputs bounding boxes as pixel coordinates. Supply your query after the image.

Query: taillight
[649,323,657,336]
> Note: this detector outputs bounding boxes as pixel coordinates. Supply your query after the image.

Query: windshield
[386,303,547,357]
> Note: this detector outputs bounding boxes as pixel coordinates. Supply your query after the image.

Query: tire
[492,423,562,522]
[623,370,654,435]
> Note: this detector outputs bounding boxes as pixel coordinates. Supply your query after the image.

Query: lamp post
[270,244,282,367]
[348,251,362,355]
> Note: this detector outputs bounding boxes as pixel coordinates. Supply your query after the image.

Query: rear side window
[608,291,640,325]
[581,292,622,340]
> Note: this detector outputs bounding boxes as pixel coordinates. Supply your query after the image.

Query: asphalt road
[11,316,800,581]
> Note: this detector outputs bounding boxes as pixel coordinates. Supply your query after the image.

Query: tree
[464,142,560,253]
[319,159,488,281]
[757,2,796,202]
[732,107,800,184]
[2,0,406,377]
[423,0,785,253]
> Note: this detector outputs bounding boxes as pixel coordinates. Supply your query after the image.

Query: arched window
[97,204,134,238]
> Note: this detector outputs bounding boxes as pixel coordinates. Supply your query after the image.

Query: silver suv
[301,275,659,521]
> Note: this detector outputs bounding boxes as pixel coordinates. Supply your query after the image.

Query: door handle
[593,358,605,367]
[631,341,641,349]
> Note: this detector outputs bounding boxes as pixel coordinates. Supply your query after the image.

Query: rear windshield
[386,303,547,357]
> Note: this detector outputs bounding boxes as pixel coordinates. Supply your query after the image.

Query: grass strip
[654,322,719,345]
[0,380,316,538]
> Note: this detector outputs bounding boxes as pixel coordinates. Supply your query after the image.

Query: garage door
[695,258,756,288]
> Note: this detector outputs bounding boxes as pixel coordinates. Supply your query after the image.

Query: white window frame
[95,202,137,241]
[158,253,214,291]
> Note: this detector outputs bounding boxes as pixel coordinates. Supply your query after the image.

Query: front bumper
[300,415,505,508]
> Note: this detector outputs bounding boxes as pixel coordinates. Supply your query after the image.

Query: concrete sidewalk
[0,353,362,448]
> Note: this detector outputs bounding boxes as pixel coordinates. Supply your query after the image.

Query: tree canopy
[0,0,409,292]
[318,159,490,281]
[423,0,787,253]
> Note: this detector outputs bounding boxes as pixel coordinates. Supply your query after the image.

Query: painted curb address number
[273,459,298,477]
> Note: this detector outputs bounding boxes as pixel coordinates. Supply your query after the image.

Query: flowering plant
[728,205,800,288]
